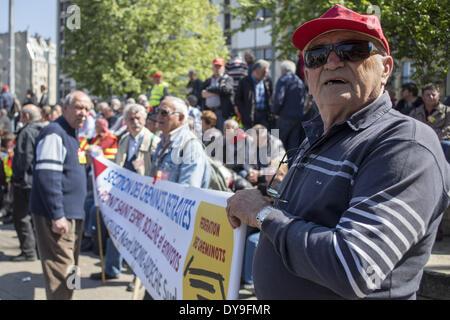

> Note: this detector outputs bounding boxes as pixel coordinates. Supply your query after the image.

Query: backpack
[180,137,231,192]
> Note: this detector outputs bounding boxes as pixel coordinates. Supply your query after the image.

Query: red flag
[92,158,107,179]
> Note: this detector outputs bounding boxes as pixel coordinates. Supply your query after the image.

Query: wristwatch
[256,206,273,229]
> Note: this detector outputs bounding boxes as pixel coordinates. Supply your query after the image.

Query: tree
[229,0,449,84]
[61,0,229,97]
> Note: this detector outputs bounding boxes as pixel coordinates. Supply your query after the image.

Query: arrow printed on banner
[93,157,108,178]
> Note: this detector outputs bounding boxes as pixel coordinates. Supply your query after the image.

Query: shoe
[1,214,13,224]
[10,253,37,262]
[90,272,118,281]
[126,280,135,292]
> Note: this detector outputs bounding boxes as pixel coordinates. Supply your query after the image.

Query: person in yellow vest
[78,136,89,165]
[0,132,15,224]
[89,118,118,160]
[2,132,15,183]
[149,72,169,109]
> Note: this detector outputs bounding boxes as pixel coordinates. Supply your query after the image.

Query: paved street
[2,219,448,300]
[0,221,255,300]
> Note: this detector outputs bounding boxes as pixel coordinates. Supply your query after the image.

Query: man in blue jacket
[30,91,91,300]
[273,60,307,152]
[151,96,210,188]
[226,4,450,299]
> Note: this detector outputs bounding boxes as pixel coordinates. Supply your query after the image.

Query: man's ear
[178,112,185,123]
[380,56,394,86]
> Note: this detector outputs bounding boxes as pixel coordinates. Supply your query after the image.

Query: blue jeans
[105,238,123,278]
[83,193,95,237]
[241,232,260,284]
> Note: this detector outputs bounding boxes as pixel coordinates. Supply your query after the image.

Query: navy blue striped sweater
[30,116,87,220]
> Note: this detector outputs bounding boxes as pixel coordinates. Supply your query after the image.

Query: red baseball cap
[213,57,225,66]
[2,85,8,91]
[152,72,162,78]
[292,4,390,55]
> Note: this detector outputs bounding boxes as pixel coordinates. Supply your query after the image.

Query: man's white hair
[124,103,147,119]
[22,105,42,120]
[64,91,92,109]
[165,96,188,123]
[137,94,148,103]
[224,119,239,129]
[110,98,121,111]
[280,60,296,74]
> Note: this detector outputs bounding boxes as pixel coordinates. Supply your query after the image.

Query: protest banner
[91,154,247,300]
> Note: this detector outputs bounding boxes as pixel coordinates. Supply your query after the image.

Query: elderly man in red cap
[226,4,450,299]
[201,57,234,131]
[149,72,169,109]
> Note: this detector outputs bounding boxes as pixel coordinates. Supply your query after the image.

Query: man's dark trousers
[12,186,37,258]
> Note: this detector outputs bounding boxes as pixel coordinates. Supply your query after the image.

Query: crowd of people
[0,3,449,301]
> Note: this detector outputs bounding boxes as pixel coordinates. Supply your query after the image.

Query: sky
[0,0,56,42]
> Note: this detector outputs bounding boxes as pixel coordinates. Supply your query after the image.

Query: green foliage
[229,0,449,84]
[61,0,229,98]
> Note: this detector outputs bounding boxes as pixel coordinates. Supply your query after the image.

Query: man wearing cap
[226,4,450,299]
[149,73,169,109]
[201,58,234,132]
[0,85,15,114]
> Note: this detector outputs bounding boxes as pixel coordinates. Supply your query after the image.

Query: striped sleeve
[34,133,67,220]
[262,140,447,299]
[35,133,67,171]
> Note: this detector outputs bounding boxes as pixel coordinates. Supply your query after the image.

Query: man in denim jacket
[151,96,210,188]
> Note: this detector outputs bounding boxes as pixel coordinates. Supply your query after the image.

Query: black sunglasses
[158,109,179,117]
[304,40,380,69]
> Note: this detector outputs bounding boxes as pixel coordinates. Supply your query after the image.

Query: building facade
[211,0,282,83]
[57,0,77,103]
[0,31,57,106]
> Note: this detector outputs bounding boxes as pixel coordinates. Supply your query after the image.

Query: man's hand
[52,217,69,235]
[226,189,271,229]
[86,145,103,165]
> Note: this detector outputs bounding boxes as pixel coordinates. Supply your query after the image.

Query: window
[255,48,273,61]
[401,61,416,84]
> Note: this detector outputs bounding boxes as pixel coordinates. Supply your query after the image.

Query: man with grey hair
[110,98,121,113]
[10,105,45,262]
[226,4,450,300]
[273,60,307,151]
[235,59,273,129]
[102,103,119,129]
[90,102,160,282]
[30,91,91,299]
[151,96,210,188]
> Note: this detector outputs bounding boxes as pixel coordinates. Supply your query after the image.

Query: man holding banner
[90,96,246,300]
[150,96,210,188]
[90,103,160,281]
[226,4,450,299]
[30,91,91,300]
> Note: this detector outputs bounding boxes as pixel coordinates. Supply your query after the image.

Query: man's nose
[324,50,344,70]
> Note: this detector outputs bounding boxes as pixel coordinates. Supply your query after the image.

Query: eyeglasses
[266,147,305,203]
[157,109,179,117]
[304,40,380,69]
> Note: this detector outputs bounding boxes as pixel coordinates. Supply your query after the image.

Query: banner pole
[96,206,106,284]
[91,161,106,285]
[132,277,141,300]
